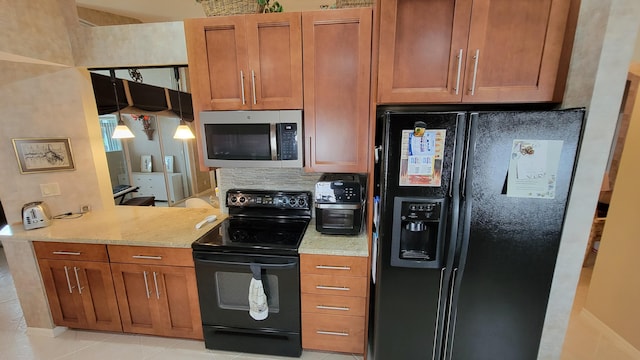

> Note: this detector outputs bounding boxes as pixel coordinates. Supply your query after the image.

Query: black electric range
[191,189,312,358]
[192,189,312,255]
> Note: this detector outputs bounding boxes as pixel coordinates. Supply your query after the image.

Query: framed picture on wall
[164,155,174,173]
[141,155,152,172]
[12,138,76,174]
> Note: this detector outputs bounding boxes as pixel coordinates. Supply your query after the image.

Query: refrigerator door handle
[461,115,475,198]
[449,114,463,198]
[432,267,446,360]
[444,267,459,360]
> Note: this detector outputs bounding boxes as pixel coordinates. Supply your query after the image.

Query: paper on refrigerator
[398,129,446,187]
[507,139,563,199]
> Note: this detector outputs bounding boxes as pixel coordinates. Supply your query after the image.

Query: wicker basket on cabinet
[336,0,373,8]
[198,0,263,16]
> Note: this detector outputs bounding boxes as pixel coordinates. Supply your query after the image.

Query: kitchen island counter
[0,205,226,248]
[0,205,226,333]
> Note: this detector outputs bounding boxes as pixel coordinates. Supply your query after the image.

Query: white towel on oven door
[249,264,268,320]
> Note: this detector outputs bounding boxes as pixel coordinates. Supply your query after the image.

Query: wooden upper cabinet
[378,0,572,104]
[302,8,372,173]
[463,0,570,102]
[378,0,472,103]
[184,13,302,111]
[246,13,303,109]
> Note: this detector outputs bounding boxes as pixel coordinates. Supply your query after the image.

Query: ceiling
[75,0,335,23]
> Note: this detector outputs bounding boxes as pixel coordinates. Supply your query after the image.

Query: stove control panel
[227,189,311,210]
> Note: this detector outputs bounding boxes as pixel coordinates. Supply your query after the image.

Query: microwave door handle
[270,123,278,160]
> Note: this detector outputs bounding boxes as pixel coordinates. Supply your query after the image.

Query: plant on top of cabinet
[378,0,573,104]
[184,12,303,111]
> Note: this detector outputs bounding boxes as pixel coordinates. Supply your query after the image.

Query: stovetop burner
[192,189,312,255]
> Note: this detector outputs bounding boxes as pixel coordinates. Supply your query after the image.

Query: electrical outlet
[80,204,91,213]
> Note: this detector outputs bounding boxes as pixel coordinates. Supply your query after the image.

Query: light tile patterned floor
[0,246,362,360]
[1,246,638,359]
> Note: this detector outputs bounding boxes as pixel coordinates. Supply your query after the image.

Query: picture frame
[141,155,152,172]
[164,155,174,173]
[12,138,75,174]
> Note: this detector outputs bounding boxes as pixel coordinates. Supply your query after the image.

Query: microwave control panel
[277,123,298,161]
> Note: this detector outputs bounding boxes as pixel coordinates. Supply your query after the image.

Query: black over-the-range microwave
[199,110,303,168]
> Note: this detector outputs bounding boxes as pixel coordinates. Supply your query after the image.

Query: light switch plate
[40,183,61,197]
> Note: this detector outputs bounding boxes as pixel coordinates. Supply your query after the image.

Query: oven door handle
[194,257,298,269]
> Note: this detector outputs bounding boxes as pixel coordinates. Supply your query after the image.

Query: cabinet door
[461,0,571,102]
[38,259,87,328]
[303,8,372,173]
[245,12,303,110]
[111,262,203,339]
[73,261,123,331]
[111,263,164,336]
[154,266,203,339]
[185,16,250,110]
[378,0,473,104]
[38,259,122,332]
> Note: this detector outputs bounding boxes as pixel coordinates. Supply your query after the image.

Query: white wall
[633,30,640,62]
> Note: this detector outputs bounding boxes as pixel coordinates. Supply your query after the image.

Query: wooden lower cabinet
[34,242,122,332]
[34,242,202,340]
[108,246,203,340]
[300,254,368,354]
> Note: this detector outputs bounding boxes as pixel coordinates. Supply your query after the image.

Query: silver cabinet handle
[315,265,351,271]
[240,70,246,105]
[316,305,350,311]
[317,330,349,337]
[73,266,84,294]
[307,137,314,166]
[64,265,73,294]
[153,272,160,299]
[132,255,162,260]
[53,251,81,256]
[143,271,151,299]
[432,267,446,360]
[251,69,257,105]
[454,49,463,95]
[316,285,350,291]
[469,49,480,95]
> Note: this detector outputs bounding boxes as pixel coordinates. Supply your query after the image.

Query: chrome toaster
[22,201,52,230]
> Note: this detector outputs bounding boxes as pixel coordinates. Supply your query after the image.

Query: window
[99,115,123,152]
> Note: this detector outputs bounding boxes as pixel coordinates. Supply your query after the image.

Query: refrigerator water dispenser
[391,197,446,268]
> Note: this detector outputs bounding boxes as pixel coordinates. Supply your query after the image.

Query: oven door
[192,251,301,356]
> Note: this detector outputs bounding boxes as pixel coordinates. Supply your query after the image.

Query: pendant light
[173,67,195,140]
[110,69,135,139]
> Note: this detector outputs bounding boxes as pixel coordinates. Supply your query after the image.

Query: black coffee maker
[390,197,446,268]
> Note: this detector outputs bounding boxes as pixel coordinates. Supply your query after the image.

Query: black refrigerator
[370,109,584,360]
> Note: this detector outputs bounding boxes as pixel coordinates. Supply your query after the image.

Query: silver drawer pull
[316,305,350,311]
[132,255,162,260]
[316,285,350,291]
[315,265,351,271]
[316,330,349,337]
[53,251,81,256]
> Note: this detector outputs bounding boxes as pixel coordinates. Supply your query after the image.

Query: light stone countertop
[298,220,369,257]
[0,206,227,248]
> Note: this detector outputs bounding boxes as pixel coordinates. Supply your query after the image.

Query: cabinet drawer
[301,293,366,317]
[302,312,365,354]
[107,245,193,267]
[300,274,367,297]
[33,242,108,262]
[300,254,367,277]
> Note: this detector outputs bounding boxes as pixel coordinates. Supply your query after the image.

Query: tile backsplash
[216,168,323,214]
